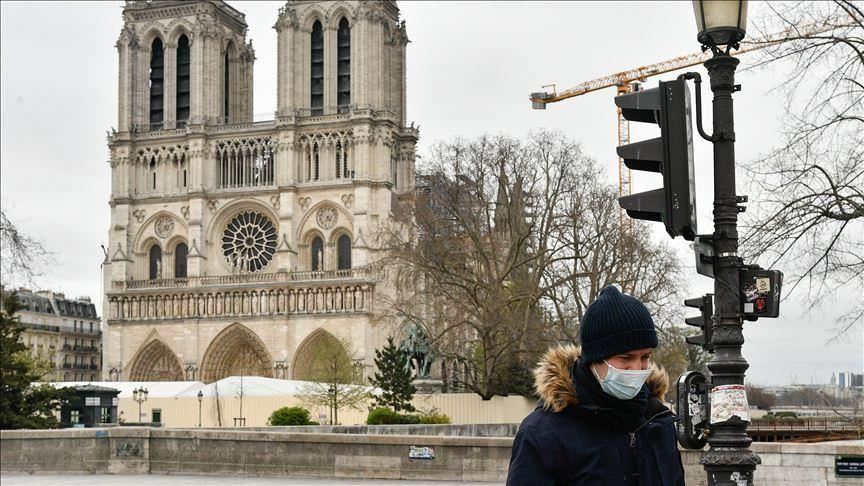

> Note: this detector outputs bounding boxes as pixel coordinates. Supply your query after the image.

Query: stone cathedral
[103,0,417,383]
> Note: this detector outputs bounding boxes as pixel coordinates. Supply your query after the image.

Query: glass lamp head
[692,0,748,48]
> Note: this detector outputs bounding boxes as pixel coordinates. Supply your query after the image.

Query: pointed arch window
[337,234,352,270]
[310,21,324,115]
[176,35,190,128]
[174,243,188,279]
[149,38,164,131]
[149,245,162,280]
[335,141,342,179]
[313,142,320,181]
[311,236,324,271]
[223,45,232,123]
[337,17,351,113]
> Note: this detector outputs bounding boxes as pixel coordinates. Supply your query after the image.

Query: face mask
[593,359,652,400]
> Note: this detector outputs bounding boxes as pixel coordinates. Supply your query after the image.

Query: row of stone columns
[109,285,372,321]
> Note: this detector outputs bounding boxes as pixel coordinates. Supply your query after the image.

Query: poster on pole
[710,384,750,424]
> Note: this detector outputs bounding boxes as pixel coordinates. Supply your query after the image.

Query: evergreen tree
[369,337,416,412]
[1,291,69,429]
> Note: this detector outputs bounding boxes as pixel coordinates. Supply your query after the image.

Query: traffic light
[684,294,713,352]
[616,79,697,240]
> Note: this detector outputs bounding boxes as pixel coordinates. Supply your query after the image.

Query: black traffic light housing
[684,294,714,352]
[616,79,697,240]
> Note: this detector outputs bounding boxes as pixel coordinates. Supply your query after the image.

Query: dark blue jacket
[507,345,685,485]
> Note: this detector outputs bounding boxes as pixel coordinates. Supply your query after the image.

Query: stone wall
[1,428,861,484]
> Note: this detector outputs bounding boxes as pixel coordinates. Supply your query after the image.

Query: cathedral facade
[103,0,417,383]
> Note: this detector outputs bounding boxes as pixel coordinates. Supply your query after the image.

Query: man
[507,286,685,485]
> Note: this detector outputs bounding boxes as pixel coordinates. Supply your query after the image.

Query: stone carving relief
[316,206,338,230]
[299,197,311,211]
[270,194,280,210]
[116,441,144,457]
[206,200,219,213]
[184,364,197,381]
[154,216,174,238]
[132,209,147,223]
[180,205,190,220]
[341,194,354,209]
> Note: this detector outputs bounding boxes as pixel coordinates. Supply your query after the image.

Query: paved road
[0,474,497,486]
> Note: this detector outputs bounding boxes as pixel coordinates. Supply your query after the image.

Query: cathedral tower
[104,0,418,384]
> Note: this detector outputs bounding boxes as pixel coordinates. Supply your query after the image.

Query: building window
[222,211,277,273]
[149,38,164,131]
[176,35,190,128]
[223,47,230,122]
[335,141,349,179]
[337,17,350,113]
[310,20,324,115]
[311,236,324,271]
[313,143,320,180]
[149,244,162,280]
[337,234,352,270]
[175,243,188,278]
[217,139,275,188]
[70,410,80,424]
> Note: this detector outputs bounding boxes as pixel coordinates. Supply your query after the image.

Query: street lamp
[197,390,203,427]
[692,0,748,51]
[691,1,760,485]
[132,387,148,423]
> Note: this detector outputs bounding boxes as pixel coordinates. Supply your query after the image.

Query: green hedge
[366,407,451,425]
[267,406,318,426]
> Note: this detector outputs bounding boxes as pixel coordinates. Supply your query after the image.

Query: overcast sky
[1,1,861,386]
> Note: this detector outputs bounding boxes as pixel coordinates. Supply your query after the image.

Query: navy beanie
[580,286,658,363]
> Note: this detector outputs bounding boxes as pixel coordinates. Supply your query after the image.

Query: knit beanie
[580,286,658,363]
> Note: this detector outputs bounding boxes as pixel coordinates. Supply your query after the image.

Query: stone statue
[399,321,434,378]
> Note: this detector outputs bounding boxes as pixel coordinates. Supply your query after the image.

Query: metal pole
[701,53,761,485]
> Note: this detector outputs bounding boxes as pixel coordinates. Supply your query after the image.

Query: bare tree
[297,336,369,425]
[378,130,688,399]
[0,209,53,285]
[740,1,863,338]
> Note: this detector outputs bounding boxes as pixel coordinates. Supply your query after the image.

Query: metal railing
[749,418,863,432]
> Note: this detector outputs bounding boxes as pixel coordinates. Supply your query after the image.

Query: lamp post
[691,1,760,485]
[132,387,148,423]
[197,390,203,427]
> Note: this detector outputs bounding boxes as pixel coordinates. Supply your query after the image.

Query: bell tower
[115,0,255,133]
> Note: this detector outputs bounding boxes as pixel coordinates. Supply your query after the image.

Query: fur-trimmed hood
[534,344,669,413]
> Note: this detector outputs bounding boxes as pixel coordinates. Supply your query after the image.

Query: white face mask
[593,359,652,400]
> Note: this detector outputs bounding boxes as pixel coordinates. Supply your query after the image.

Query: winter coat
[507,345,685,485]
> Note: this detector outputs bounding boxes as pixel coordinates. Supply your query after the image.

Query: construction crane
[529,20,846,200]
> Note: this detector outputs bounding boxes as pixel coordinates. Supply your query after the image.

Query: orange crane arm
[530,19,848,106]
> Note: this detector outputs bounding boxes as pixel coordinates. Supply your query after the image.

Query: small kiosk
[60,385,120,427]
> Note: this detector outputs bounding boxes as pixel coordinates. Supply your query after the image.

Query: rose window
[222,211,277,273]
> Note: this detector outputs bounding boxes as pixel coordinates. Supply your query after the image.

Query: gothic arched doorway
[199,323,273,383]
[127,338,184,381]
[292,329,353,382]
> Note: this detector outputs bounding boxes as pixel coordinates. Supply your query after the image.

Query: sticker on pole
[710,384,750,424]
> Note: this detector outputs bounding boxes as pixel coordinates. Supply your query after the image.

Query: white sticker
[409,446,435,460]
[755,277,771,293]
[710,384,750,424]
[744,302,754,313]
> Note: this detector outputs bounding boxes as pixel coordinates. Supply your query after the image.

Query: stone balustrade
[106,283,373,322]
[111,268,370,291]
